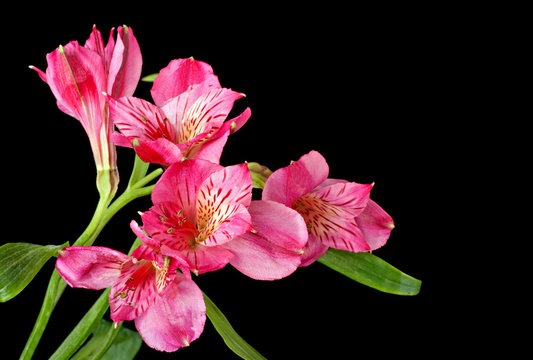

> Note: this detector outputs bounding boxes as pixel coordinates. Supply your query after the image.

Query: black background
[1,3,475,359]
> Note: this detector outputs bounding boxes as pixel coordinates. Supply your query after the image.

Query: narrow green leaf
[317,249,421,296]
[99,322,142,360]
[247,162,273,189]
[49,289,111,360]
[203,292,267,360]
[71,319,142,360]
[0,241,69,302]
[141,73,158,82]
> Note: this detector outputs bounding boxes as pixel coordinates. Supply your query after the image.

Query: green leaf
[71,319,142,360]
[247,162,273,189]
[141,73,158,82]
[203,292,267,360]
[0,241,69,302]
[49,288,111,360]
[317,249,421,296]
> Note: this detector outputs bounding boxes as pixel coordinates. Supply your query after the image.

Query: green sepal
[0,241,69,302]
[247,162,273,189]
[203,292,267,360]
[141,73,158,82]
[317,248,421,296]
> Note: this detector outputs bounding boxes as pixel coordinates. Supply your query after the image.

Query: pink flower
[106,58,251,166]
[131,159,308,280]
[56,244,205,352]
[30,25,142,178]
[262,151,395,266]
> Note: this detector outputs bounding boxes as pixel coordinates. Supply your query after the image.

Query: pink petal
[45,41,106,133]
[84,25,106,60]
[135,273,206,351]
[134,138,183,165]
[178,88,245,145]
[223,200,308,280]
[111,131,133,148]
[109,258,159,323]
[215,107,252,138]
[151,159,222,224]
[186,129,229,163]
[151,58,220,107]
[106,95,174,143]
[356,199,395,250]
[187,107,251,163]
[162,244,234,275]
[263,150,329,206]
[108,26,142,98]
[299,234,329,267]
[29,65,48,83]
[130,220,161,250]
[312,181,373,218]
[198,203,252,247]
[293,191,371,253]
[55,246,129,290]
[195,164,253,245]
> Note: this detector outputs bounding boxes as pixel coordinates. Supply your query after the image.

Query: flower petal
[299,234,329,267]
[55,246,129,290]
[151,58,220,107]
[197,203,252,247]
[293,189,371,253]
[45,41,106,133]
[162,244,234,275]
[107,26,142,98]
[106,95,174,143]
[134,138,183,165]
[178,88,245,146]
[356,199,395,250]
[312,181,373,218]
[151,159,222,224]
[109,257,158,323]
[186,129,230,163]
[223,200,308,280]
[196,163,253,245]
[263,150,329,206]
[135,273,206,352]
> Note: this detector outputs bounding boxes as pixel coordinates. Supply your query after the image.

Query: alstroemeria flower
[106,57,251,166]
[263,150,395,266]
[131,159,308,280]
[56,244,205,352]
[30,25,142,192]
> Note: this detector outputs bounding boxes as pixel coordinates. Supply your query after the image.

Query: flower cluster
[33,25,394,352]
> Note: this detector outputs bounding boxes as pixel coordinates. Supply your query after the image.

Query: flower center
[152,257,171,293]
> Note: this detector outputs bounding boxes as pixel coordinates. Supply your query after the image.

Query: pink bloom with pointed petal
[132,159,308,279]
[30,25,142,189]
[56,244,205,352]
[107,58,251,166]
[263,150,395,266]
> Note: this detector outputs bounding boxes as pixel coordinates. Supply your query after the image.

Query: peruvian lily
[262,150,395,266]
[130,158,309,280]
[106,57,251,166]
[30,25,142,195]
[55,244,205,352]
